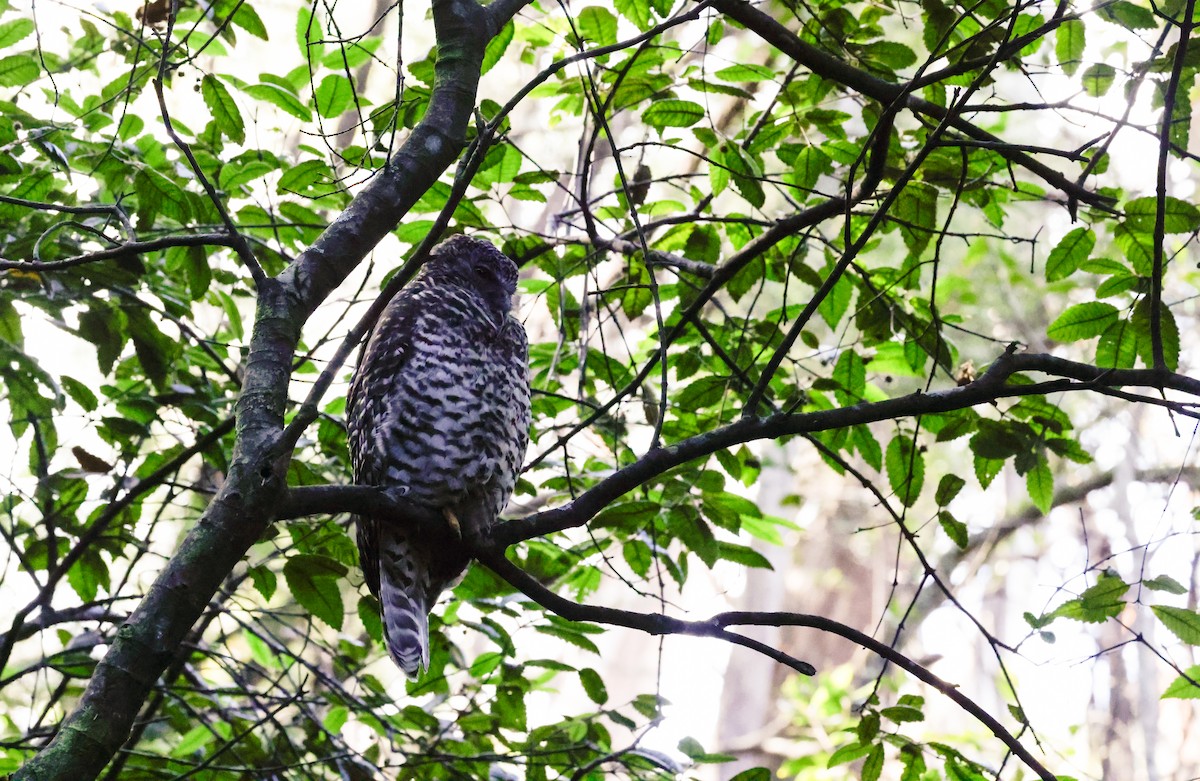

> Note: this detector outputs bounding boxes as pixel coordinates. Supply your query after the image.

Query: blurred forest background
[1,0,1199,779]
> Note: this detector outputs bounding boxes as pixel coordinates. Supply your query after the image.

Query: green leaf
[481,20,514,74]
[0,54,38,87]
[0,297,20,348]
[201,75,245,144]
[1047,301,1119,341]
[935,474,965,506]
[1161,665,1200,699]
[886,435,924,507]
[614,0,654,31]
[1131,297,1180,370]
[1081,63,1116,97]
[242,82,312,121]
[0,17,34,49]
[717,541,773,569]
[1152,605,1200,645]
[1025,460,1053,514]
[1052,573,1128,623]
[61,376,98,412]
[1125,195,1200,234]
[828,743,872,767]
[938,510,968,549]
[578,667,608,704]
[277,159,332,194]
[1045,227,1095,282]
[1055,19,1085,76]
[134,167,191,224]
[895,182,938,257]
[232,3,269,40]
[832,349,865,406]
[1096,319,1139,369]
[643,99,706,129]
[67,549,109,602]
[729,770,772,781]
[577,6,617,46]
[1099,1,1157,29]
[123,305,179,390]
[314,74,354,118]
[1143,575,1187,594]
[714,63,775,81]
[284,554,347,630]
[792,146,832,193]
[859,41,917,71]
[862,743,884,781]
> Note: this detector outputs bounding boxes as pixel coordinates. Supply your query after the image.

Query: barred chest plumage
[359,281,530,518]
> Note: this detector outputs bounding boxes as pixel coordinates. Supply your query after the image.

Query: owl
[346,235,531,678]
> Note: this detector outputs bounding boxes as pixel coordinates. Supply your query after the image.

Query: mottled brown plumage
[346,235,530,677]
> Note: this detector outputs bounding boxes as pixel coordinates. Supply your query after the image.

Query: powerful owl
[346,235,531,678]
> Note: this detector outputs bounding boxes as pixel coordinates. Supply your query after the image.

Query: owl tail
[376,529,431,679]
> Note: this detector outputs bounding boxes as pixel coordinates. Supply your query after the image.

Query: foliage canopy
[2,0,1199,779]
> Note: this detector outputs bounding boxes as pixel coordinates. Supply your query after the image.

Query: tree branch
[492,349,1200,546]
[479,551,1056,781]
[710,0,1114,212]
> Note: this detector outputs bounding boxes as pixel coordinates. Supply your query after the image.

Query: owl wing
[351,291,437,677]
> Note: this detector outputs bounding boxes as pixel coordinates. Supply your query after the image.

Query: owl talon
[443,508,462,538]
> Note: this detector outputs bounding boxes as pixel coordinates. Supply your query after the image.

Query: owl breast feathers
[346,235,531,678]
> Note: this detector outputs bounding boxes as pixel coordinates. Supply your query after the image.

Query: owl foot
[442,507,462,539]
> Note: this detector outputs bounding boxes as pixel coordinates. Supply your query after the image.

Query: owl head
[424,234,519,316]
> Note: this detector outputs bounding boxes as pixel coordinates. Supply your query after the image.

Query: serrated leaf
[0,17,34,49]
[1097,318,1139,368]
[1047,301,1119,341]
[1152,605,1200,645]
[886,435,924,507]
[1055,19,1085,76]
[895,182,938,257]
[0,54,38,87]
[1026,460,1053,514]
[1143,575,1187,594]
[1082,63,1116,97]
[242,82,312,121]
[862,743,884,781]
[714,63,775,81]
[284,554,347,630]
[1046,227,1095,282]
[232,4,269,39]
[481,20,514,74]
[614,0,654,31]
[828,742,872,767]
[1053,573,1128,623]
[792,146,832,192]
[643,99,706,129]
[938,510,968,549]
[577,6,617,46]
[578,667,608,704]
[314,74,354,118]
[1099,1,1157,29]
[1131,298,1180,370]
[201,75,246,144]
[1126,195,1200,234]
[935,474,966,506]
[832,349,865,405]
[1162,665,1200,699]
[135,167,191,224]
[623,539,652,577]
